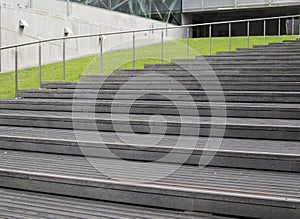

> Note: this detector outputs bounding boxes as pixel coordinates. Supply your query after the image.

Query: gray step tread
[18,91,300,104]
[116,72,300,76]
[215,53,300,56]
[21,89,300,95]
[204,54,300,59]
[2,98,300,109]
[20,89,300,101]
[41,82,300,92]
[145,66,299,71]
[0,125,299,157]
[0,150,300,199]
[0,109,299,128]
[172,60,300,64]
[41,83,300,92]
[0,188,217,219]
[42,81,300,86]
[80,71,299,77]
[1,99,299,120]
[203,56,300,60]
[144,65,300,70]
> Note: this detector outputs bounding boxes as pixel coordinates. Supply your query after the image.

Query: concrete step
[253,43,300,48]
[0,150,299,218]
[0,188,219,219]
[216,52,300,56]
[270,40,300,43]
[150,61,300,68]
[172,59,300,66]
[0,126,299,172]
[235,48,300,52]
[201,55,300,61]
[255,42,300,46]
[0,99,299,119]
[80,73,300,83]
[0,110,298,141]
[176,62,300,67]
[41,81,300,91]
[143,64,300,72]
[19,89,300,103]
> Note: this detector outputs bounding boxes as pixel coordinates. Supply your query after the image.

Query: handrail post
[263,20,266,45]
[247,21,250,48]
[99,35,103,74]
[161,30,164,64]
[15,47,19,99]
[292,17,295,40]
[209,24,212,55]
[186,26,189,59]
[62,38,66,81]
[38,43,42,89]
[299,16,300,37]
[278,18,281,42]
[132,32,135,68]
[228,22,232,51]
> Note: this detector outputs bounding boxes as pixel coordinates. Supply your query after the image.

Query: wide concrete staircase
[0,39,299,218]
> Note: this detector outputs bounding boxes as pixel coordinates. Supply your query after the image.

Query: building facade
[71,0,183,25]
[72,0,300,36]
[182,0,300,36]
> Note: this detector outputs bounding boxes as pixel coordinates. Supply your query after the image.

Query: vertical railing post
[299,16,300,36]
[263,20,266,45]
[186,26,189,59]
[209,24,212,55]
[247,21,250,48]
[29,0,32,8]
[278,18,281,42]
[15,47,19,98]
[99,35,103,74]
[38,42,42,89]
[161,29,164,64]
[133,32,135,68]
[228,22,232,51]
[62,38,66,81]
[292,17,295,40]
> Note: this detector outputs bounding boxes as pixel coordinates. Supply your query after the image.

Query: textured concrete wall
[0,0,183,72]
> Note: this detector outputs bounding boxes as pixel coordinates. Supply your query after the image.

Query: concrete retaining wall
[0,0,183,72]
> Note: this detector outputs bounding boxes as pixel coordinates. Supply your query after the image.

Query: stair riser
[0,103,298,119]
[173,60,300,65]
[236,49,300,52]
[0,138,298,172]
[202,57,300,61]
[0,117,298,141]
[41,84,300,91]
[19,92,300,103]
[0,171,298,219]
[254,45,300,48]
[216,52,300,56]
[144,66,300,71]
[80,76,300,82]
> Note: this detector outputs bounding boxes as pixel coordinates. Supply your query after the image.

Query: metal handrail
[1,14,299,51]
[0,14,299,98]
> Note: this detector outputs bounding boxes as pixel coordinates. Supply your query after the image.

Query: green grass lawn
[0,35,298,98]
